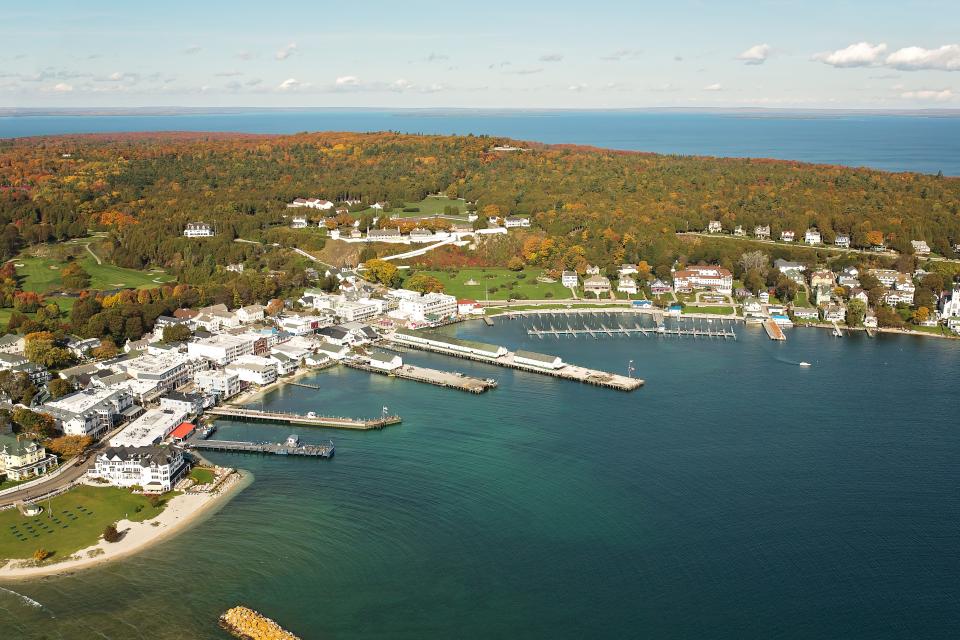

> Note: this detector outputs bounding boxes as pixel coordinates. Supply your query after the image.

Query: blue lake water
[3,320,960,639]
[3,109,960,175]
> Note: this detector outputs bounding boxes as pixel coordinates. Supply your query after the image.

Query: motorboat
[799,361,811,367]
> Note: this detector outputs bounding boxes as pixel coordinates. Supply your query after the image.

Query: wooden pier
[287,381,321,390]
[190,438,335,458]
[343,359,497,393]
[384,339,643,391]
[208,407,401,430]
[527,325,736,339]
[763,319,787,341]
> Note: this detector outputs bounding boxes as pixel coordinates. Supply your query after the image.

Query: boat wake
[0,586,54,617]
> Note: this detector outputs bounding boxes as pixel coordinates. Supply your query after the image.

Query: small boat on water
[799,361,812,367]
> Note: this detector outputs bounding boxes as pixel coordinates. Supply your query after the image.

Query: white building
[194,369,241,399]
[0,334,25,355]
[226,355,278,386]
[291,217,309,229]
[911,240,931,255]
[110,408,188,448]
[41,389,136,438]
[754,225,771,240]
[159,391,203,416]
[183,222,214,238]
[804,229,822,245]
[671,266,733,295]
[187,334,256,366]
[278,314,326,336]
[514,350,565,370]
[707,221,722,233]
[398,292,458,322]
[835,234,851,248]
[617,276,638,295]
[236,305,266,324]
[391,329,507,359]
[116,352,197,395]
[91,446,186,493]
[336,299,382,323]
[561,271,579,288]
[313,342,350,361]
[368,350,402,371]
[504,216,530,228]
[781,230,795,242]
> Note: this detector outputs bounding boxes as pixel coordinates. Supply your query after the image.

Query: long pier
[343,359,497,393]
[208,407,401,430]
[527,325,735,339]
[763,319,787,341]
[384,339,643,391]
[190,439,335,457]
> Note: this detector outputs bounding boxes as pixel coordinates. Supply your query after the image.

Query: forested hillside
[1,131,958,279]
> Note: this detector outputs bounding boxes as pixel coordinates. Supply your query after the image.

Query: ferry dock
[763,319,787,341]
[343,358,497,393]
[385,331,643,391]
[189,436,334,458]
[208,407,401,430]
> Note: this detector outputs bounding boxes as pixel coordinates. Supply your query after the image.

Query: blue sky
[2,0,959,108]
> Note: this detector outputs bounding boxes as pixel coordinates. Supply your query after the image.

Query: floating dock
[190,438,334,458]
[527,325,735,339]
[763,319,786,341]
[384,338,643,391]
[208,407,401,430]
[343,359,497,393]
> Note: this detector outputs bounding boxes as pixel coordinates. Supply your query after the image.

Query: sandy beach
[227,364,331,406]
[0,469,252,581]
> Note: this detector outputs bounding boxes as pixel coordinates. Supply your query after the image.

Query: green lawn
[355,196,469,219]
[417,268,573,300]
[189,467,215,484]
[14,255,174,293]
[683,305,735,314]
[0,485,173,562]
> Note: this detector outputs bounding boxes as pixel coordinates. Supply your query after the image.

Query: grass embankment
[683,306,735,315]
[189,467,215,484]
[14,255,173,293]
[420,268,571,300]
[0,485,174,562]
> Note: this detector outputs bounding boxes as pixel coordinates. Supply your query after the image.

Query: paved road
[380,237,459,262]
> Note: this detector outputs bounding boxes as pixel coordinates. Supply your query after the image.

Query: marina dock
[343,359,497,393]
[208,407,401,430]
[763,319,786,341]
[527,325,735,339]
[384,338,643,391]
[190,437,335,458]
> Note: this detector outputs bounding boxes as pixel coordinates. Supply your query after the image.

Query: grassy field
[189,467,215,484]
[356,196,469,219]
[0,485,173,562]
[683,305,735,314]
[14,255,174,293]
[417,268,572,300]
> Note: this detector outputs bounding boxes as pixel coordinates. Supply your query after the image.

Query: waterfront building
[754,225,771,240]
[91,445,186,492]
[632,299,654,309]
[369,350,403,371]
[671,266,733,295]
[619,264,638,276]
[116,351,197,395]
[0,435,56,481]
[823,304,847,322]
[225,355,278,386]
[514,350,565,370]
[398,292,458,323]
[42,388,136,438]
[392,328,507,359]
[194,369,241,399]
[110,407,189,448]
[313,341,350,361]
[159,391,203,416]
[759,291,770,304]
[561,271,578,288]
[792,307,819,321]
[458,299,480,315]
[278,314,327,336]
[650,279,672,295]
[183,222,214,238]
[584,275,612,297]
[850,289,869,306]
[864,312,878,328]
[269,352,298,376]
[940,286,960,318]
[188,334,256,366]
[337,299,383,323]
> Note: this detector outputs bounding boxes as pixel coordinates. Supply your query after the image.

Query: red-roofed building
[458,299,480,315]
[169,422,195,443]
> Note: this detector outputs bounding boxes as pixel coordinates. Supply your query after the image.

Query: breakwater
[219,606,300,640]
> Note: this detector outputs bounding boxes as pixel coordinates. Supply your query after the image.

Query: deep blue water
[2,109,959,175]
[3,320,960,639]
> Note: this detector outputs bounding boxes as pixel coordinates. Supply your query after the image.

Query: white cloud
[245,77,262,86]
[601,48,642,61]
[215,71,243,77]
[391,78,413,91]
[335,75,360,86]
[568,83,587,92]
[183,45,202,55]
[703,83,723,91]
[275,42,297,61]
[814,42,887,68]
[278,78,303,91]
[540,53,563,62]
[504,67,543,75]
[425,53,448,62]
[236,51,255,61]
[886,44,960,71]
[737,43,771,65]
[900,88,954,101]
[52,82,73,92]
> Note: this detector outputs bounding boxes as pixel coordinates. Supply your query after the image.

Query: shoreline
[226,366,327,406]
[484,306,959,340]
[0,469,252,581]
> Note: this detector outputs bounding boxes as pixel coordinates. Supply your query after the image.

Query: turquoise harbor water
[2,320,960,639]
[3,110,960,175]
